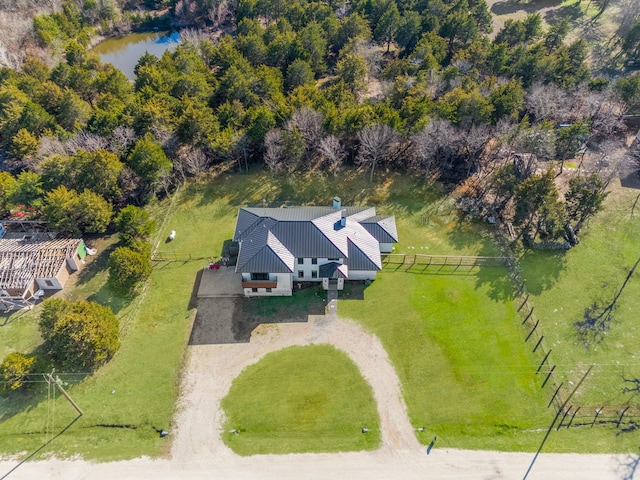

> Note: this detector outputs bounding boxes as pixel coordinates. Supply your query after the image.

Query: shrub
[0,352,37,390]
[39,299,120,371]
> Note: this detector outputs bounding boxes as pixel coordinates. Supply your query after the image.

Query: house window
[298,270,304,278]
[266,288,272,293]
[311,271,318,279]
[298,258,304,265]
[311,258,317,265]
[251,273,269,281]
[328,258,339,261]
[251,288,258,293]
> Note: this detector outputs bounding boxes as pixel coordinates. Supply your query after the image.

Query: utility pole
[0,374,83,480]
[522,365,593,480]
[46,374,83,416]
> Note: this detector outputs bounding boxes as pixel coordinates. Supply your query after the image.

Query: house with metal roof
[0,226,87,310]
[233,197,398,296]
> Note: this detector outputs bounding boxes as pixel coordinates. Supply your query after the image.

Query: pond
[92,31,181,80]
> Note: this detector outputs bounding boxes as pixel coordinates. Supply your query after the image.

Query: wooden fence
[382,253,514,268]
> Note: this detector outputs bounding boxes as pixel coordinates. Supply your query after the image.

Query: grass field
[520,182,640,409]
[2,167,639,460]
[221,344,380,455]
[340,235,554,451]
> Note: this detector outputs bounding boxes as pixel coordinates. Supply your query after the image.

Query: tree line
[0,0,638,240]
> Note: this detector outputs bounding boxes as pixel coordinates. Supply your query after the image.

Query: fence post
[536,349,551,374]
[525,319,540,342]
[518,294,530,312]
[591,408,603,428]
[567,407,579,428]
[533,335,544,353]
[547,383,563,408]
[522,307,534,325]
[541,365,555,388]
[557,406,571,430]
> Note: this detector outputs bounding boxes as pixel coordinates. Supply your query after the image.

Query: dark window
[298,258,304,265]
[311,258,317,265]
[328,258,339,261]
[266,288,272,293]
[251,288,258,293]
[251,273,269,281]
[298,271,304,278]
[311,271,318,279]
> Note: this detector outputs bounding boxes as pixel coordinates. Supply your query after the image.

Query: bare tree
[318,135,346,173]
[110,126,137,157]
[232,132,251,173]
[525,82,569,122]
[357,124,398,181]
[460,124,492,176]
[411,119,461,178]
[175,146,209,181]
[67,132,109,154]
[289,107,324,153]
[264,129,284,174]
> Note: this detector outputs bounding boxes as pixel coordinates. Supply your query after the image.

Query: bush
[108,246,152,297]
[115,205,155,247]
[39,299,120,371]
[0,352,37,390]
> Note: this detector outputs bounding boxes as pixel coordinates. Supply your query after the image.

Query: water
[92,31,181,80]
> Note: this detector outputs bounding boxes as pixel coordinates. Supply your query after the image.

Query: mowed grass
[520,182,640,409]
[221,345,380,455]
[0,174,238,459]
[3,166,634,459]
[340,219,553,451]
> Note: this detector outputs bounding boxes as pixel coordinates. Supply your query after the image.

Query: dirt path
[0,314,633,479]
[171,314,421,465]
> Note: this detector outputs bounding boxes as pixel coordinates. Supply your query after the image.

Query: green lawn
[221,345,380,455]
[520,184,640,409]
[2,168,637,459]
[340,223,553,451]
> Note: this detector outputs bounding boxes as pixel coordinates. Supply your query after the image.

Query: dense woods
[0,0,638,247]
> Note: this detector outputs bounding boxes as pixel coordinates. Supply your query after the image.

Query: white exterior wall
[294,257,342,282]
[348,270,377,281]
[380,243,394,253]
[36,277,62,290]
[243,273,292,297]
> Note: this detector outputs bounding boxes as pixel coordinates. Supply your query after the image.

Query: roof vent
[332,196,341,209]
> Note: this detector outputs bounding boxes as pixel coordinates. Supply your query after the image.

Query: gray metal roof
[234,204,397,277]
[360,215,399,243]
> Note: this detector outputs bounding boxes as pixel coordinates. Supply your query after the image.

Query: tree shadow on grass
[187,166,438,217]
[0,344,90,424]
[86,283,131,315]
[444,220,516,301]
[519,250,567,295]
[490,0,562,16]
[543,1,585,26]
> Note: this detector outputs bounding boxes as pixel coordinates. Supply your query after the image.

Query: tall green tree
[127,134,172,188]
[115,205,156,247]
